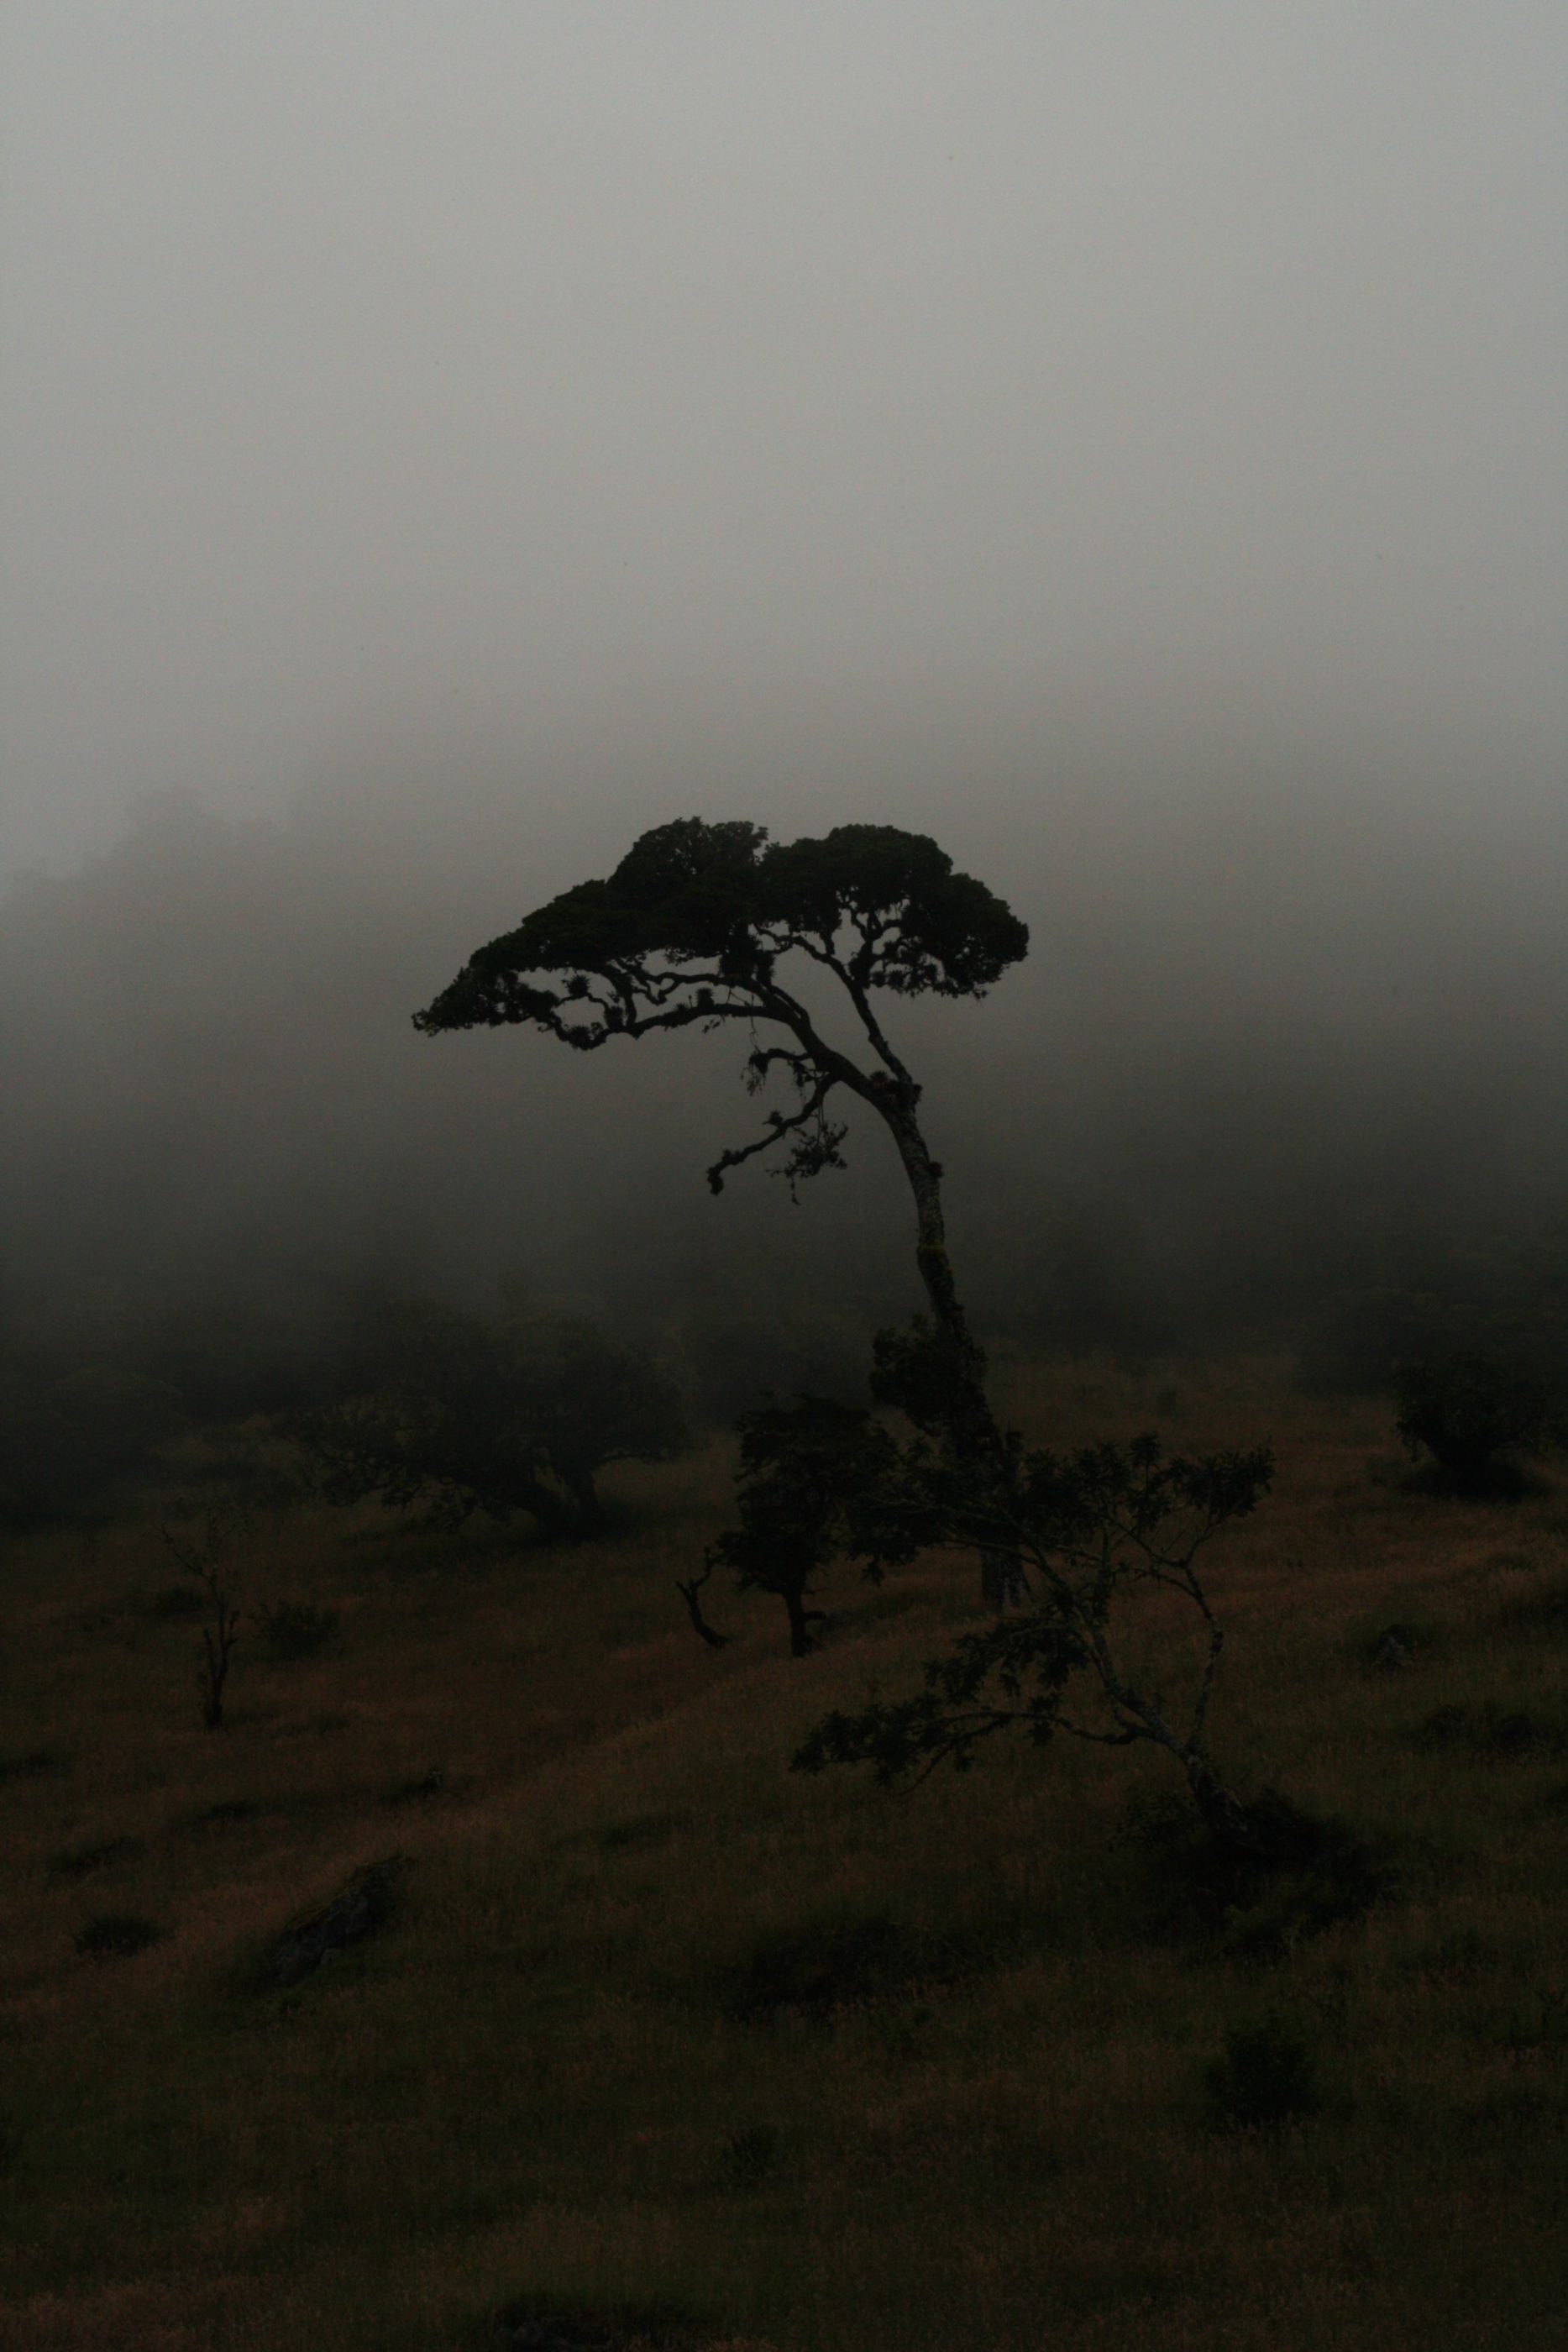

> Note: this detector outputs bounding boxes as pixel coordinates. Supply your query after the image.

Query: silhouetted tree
[705,1396,903,1654]
[792,1430,1275,1847]
[161,1503,249,1730]
[415,818,1030,1595]
[1393,1348,1561,1492]
[295,1298,689,1536]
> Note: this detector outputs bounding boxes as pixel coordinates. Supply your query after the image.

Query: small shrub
[1393,1350,1560,1489]
[1139,1788,1397,1954]
[1494,1574,1568,1634]
[259,1599,339,1662]
[490,2297,705,2350]
[1368,1622,1421,1671]
[599,1812,686,1854]
[1204,2013,1320,2129]
[47,1835,144,1882]
[1413,1704,1560,1761]
[73,1913,160,1960]
[0,1748,58,1787]
[720,1914,959,2024]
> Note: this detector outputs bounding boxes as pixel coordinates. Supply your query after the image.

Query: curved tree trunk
[876,1094,1026,1608]
[783,1586,824,1657]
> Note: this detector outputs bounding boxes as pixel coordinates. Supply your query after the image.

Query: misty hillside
[3,1359,1566,2351]
[3,9,1566,2347]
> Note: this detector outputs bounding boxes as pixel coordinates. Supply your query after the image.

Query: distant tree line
[0,1288,690,1537]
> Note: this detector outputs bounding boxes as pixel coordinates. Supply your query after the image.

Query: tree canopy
[291,1298,690,1536]
[414,818,1028,1200]
[417,814,1033,1603]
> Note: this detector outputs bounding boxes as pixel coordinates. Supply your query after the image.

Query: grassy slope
[1,1356,1565,2352]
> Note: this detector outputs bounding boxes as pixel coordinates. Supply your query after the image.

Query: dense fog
[2,6,1564,1410]
[3,764,1566,1410]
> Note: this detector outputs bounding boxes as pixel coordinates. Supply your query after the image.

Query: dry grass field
[2,1353,1565,2351]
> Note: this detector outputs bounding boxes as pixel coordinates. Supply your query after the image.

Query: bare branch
[674,1561,733,1651]
[705,1073,847,1198]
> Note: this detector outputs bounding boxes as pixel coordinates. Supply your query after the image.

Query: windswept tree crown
[412,818,1028,1043]
[415,815,1027,1210]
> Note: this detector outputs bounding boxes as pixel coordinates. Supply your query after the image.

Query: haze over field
[2,4,1565,1374]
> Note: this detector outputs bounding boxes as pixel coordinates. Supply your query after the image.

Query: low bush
[259,1599,339,1661]
[1393,1350,1561,1489]
[72,1914,160,1960]
[1204,2012,1321,2129]
[717,2124,779,2189]
[718,1914,961,2024]
[47,1835,144,1882]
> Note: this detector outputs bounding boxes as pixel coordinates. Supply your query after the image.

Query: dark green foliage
[1214,1808,1398,1955]
[705,1395,905,1653]
[517,1317,693,1532]
[293,1299,690,1536]
[794,1430,1273,1835]
[417,818,1027,1040]
[489,2297,706,2351]
[717,2124,779,2187]
[868,1312,986,1437]
[47,1836,144,1882]
[1367,1621,1421,1669]
[1414,1704,1561,1761]
[415,817,1026,1201]
[719,1914,958,2024]
[184,1797,261,1827]
[72,1913,160,1960]
[1125,1784,1394,1951]
[1393,1348,1562,1488]
[1204,2013,1321,2129]
[258,1599,339,1661]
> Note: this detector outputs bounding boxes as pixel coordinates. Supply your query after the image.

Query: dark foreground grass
[1,1356,1566,2349]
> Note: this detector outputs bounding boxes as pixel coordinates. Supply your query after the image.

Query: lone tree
[705,1395,904,1656]
[414,817,1029,1593]
[1392,1348,1562,1494]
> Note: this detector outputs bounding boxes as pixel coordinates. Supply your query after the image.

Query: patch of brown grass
[1,1366,1565,2349]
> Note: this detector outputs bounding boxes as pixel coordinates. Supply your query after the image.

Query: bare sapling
[160,1503,249,1730]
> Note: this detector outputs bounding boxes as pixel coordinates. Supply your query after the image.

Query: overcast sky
[3,2,1564,884]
